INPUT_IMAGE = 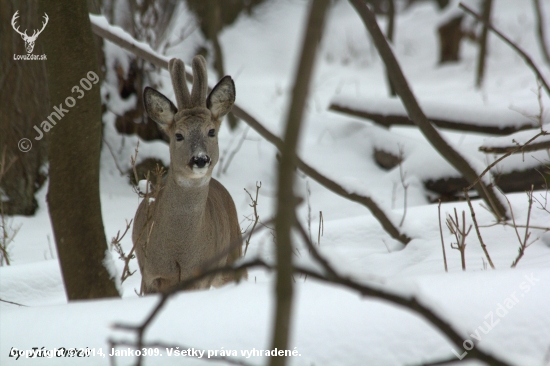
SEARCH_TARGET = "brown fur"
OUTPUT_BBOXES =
[133,56,244,294]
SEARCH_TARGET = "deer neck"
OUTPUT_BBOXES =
[159,171,211,226]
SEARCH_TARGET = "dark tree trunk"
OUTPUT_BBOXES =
[204,0,239,129]
[385,0,397,97]
[438,16,463,63]
[533,0,550,65]
[0,0,49,216]
[475,0,493,87]
[270,1,330,365]
[39,0,120,300]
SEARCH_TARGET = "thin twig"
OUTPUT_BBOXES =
[533,0,550,65]
[398,145,409,227]
[500,190,523,246]
[350,0,507,220]
[243,182,262,255]
[446,208,472,271]
[464,190,495,269]
[112,216,512,366]
[103,137,126,176]
[111,219,136,283]
[270,1,330,363]
[201,218,274,272]
[130,141,141,189]
[295,221,338,278]
[467,131,548,191]
[511,186,536,268]
[90,12,411,245]
[318,211,324,246]
[111,259,271,366]
[221,127,249,175]
[459,2,550,97]
[438,200,448,272]
[0,298,27,307]
[330,102,540,135]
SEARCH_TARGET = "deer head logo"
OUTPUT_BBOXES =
[11,11,49,54]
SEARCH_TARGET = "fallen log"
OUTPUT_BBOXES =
[425,167,548,202]
[329,96,542,135]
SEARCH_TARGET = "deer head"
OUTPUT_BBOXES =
[11,11,49,54]
[143,55,235,187]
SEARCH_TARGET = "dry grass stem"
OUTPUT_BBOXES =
[398,145,409,227]
[459,3,550,97]
[511,187,537,268]
[318,211,324,246]
[446,208,472,271]
[243,182,262,255]
[111,219,136,283]
[438,200,449,272]
[464,189,495,269]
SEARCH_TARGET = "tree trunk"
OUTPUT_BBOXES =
[204,0,239,129]
[533,0,550,65]
[438,16,463,63]
[39,0,120,300]
[0,0,49,216]
[475,0,493,88]
[385,0,397,97]
[270,1,330,365]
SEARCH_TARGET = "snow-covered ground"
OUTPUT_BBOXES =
[2,0,550,365]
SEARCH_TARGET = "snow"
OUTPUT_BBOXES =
[330,95,549,129]
[482,127,550,147]
[2,1,550,366]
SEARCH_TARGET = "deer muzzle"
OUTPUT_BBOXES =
[191,155,211,169]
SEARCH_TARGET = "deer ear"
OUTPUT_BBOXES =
[143,87,177,130]
[207,76,235,120]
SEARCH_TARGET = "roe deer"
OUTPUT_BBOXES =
[132,55,245,294]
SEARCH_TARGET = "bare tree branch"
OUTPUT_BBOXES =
[89,13,411,245]
[459,2,550,98]
[467,131,548,191]
[511,187,536,268]
[533,0,550,65]
[270,1,330,364]
[479,139,550,154]
[437,200,449,272]
[291,218,511,366]
[90,15,169,70]
[111,259,271,366]
[0,298,27,307]
[111,219,512,366]
[386,0,397,96]
[464,190,495,269]
[349,0,508,220]
[329,102,539,135]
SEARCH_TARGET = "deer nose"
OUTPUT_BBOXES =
[192,155,210,168]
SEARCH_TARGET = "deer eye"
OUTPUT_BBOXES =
[175,133,184,141]
[208,129,216,137]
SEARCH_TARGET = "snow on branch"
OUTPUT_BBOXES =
[90,15,169,70]
[89,13,411,245]
[349,0,508,221]
[330,96,542,135]
[479,128,550,154]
